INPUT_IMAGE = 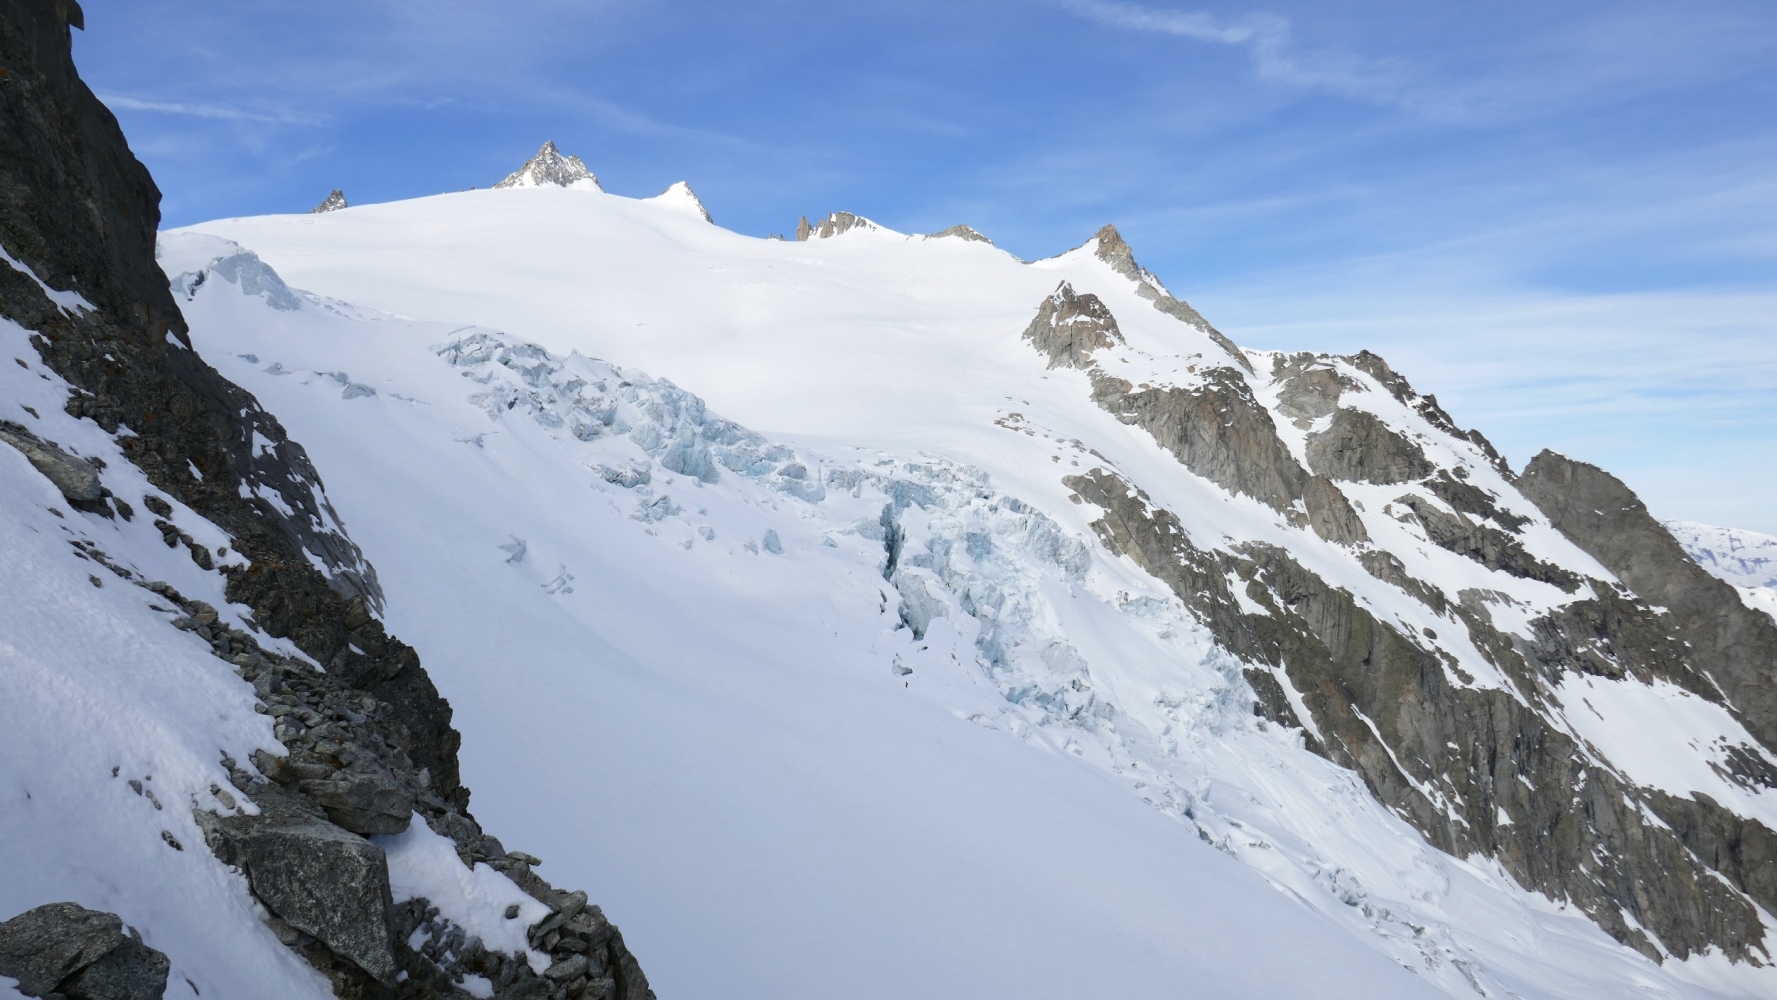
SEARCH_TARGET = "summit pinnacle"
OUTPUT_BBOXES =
[494,140,601,190]
[309,189,347,214]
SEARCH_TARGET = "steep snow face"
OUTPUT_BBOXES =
[170,190,1777,999]
[0,318,336,1000]
[645,181,711,223]
[1669,520,1777,620]
[493,141,600,191]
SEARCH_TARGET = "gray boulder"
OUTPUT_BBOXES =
[0,421,102,503]
[298,761,414,836]
[206,811,398,984]
[0,902,168,999]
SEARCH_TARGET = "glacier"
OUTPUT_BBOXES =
[96,175,1775,1000]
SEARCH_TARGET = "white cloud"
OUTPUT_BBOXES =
[98,94,324,126]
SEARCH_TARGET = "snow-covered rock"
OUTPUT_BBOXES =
[645,181,711,223]
[309,189,348,214]
[493,141,601,191]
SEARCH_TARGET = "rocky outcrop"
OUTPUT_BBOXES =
[1022,281,1121,369]
[1390,493,1579,591]
[1347,350,1511,475]
[1089,224,1249,369]
[1017,286,1366,546]
[0,4,653,997]
[1520,451,1777,751]
[794,211,874,240]
[0,902,170,1000]
[1092,366,1307,511]
[495,141,600,190]
[1270,353,1360,423]
[1067,467,1769,963]
[1304,409,1432,484]
[310,189,348,214]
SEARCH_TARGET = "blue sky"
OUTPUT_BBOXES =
[78,0,1777,532]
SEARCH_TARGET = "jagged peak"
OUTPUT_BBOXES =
[1060,223,1252,372]
[308,189,347,214]
[924,224,993,245]
[794,211,879,241]
[494,140,601,191]
[648,181,713,223]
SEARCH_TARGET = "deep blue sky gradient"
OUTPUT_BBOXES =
[76,0,1777,531]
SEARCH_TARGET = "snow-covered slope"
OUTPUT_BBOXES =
[165,175,1777,999]
[1669,520,1777,621]
[0,319,335,999]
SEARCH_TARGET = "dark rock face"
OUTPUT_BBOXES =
[1520,450,1777,751]
[1391,493,1579,591]
[1022,281,1121,369]
[1304,409,1432,484]
[1092,367,1305,511]
[0,4,655,997]
[0,902,169,1000]
[1347,350,1511,475]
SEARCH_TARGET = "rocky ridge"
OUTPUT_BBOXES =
[794,211,876,240]
[1016,234,1777,963]
[311,190,349,214]
[495,141,600,191]
[0,3,651,997]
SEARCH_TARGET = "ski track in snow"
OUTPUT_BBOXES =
[36,197,1755,999]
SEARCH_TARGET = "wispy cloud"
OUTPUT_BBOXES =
[98,94,324,126]
[1054,0,1411,107]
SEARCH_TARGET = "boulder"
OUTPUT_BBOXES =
[0,902,168,1000]
[0,422,102,503]
[298,762,414,836]
[206,811,397,984]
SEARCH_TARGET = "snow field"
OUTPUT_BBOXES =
[153,210,1777,998]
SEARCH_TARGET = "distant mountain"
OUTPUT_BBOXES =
[494,140,601,190]
[309,189,348,214]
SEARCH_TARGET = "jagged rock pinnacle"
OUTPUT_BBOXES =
[794,211,874,240]
[309,189,347,214]
[494,140,601,190]
[1083,222,1250,370]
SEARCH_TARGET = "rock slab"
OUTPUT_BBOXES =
[0,902,169,1000]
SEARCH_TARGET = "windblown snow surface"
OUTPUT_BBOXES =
[130,185,1777,999]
